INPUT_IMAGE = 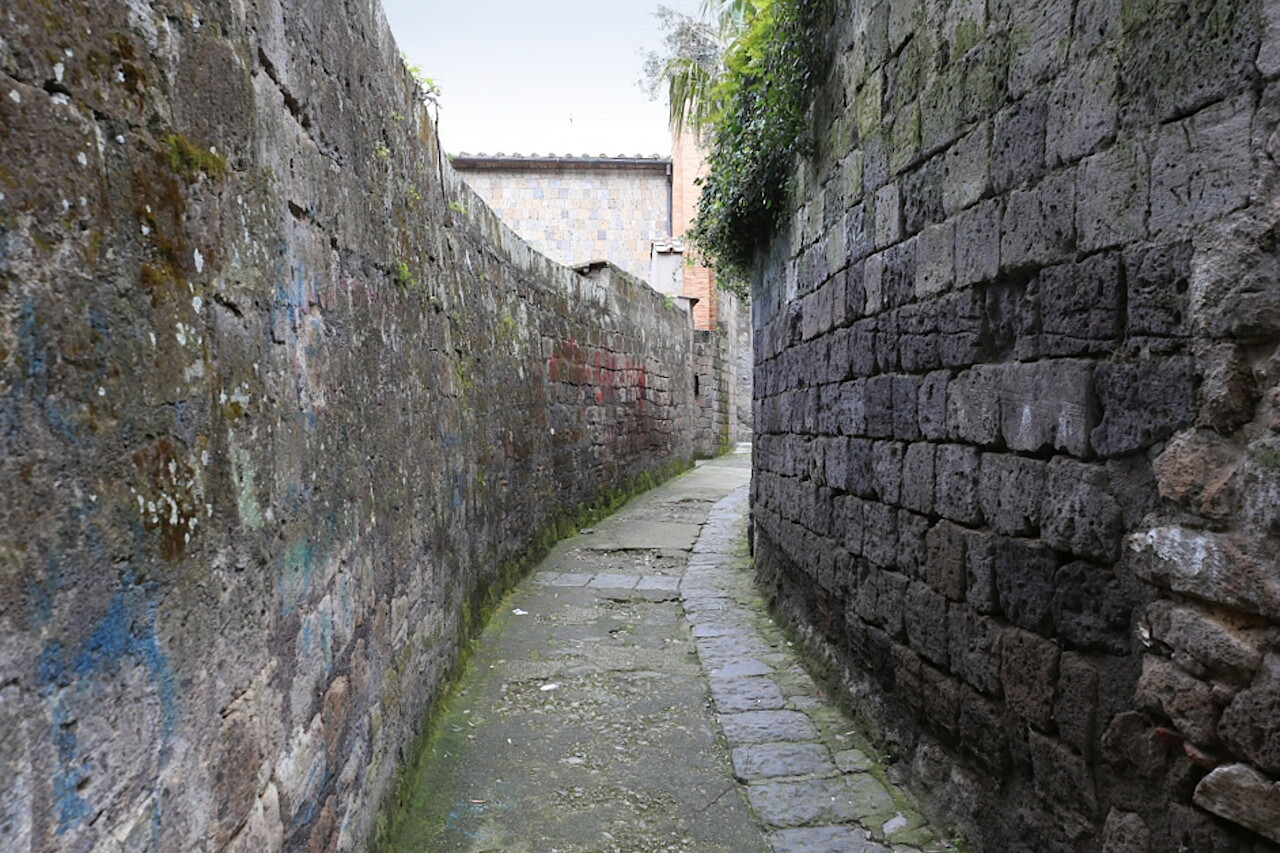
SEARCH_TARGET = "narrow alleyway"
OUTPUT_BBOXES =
[381,451,952,853]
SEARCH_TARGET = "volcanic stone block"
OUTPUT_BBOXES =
[1090,357,1194,458]
[1103,711,1175,780]
[1219,654,1280,773]
[875,182,903,249]
[1145,601,1263,682]
[874,309,902,373]
[1118,0,1259,126]
[926,520,969,602]
[845,437,876,498]
[983,276,1040,361]
[903,157,945,236]
[1123,240,1192,340]
[1192,763,1280,845]
[958,685,1013,772]
[1001,169,1076,272]
[891,375,921,440]
[1055,654,1099,755]
[1001,360,1097,457]
[934,444,982,525]
[1005,0,1073,97]
[883,239,918,310]
[994,537,1059,635]
[978,454,1046,536]
[992,93,1048,193]
[921,663,962,734]
[1198,343,1258,434]
[871,441,905,505]
[1149,94,1254,239]
[1135,656,1220,746]
[901,443,936,515]
[849,319,879,377]
[833,495,866,556]
[1001,628,1061,729]
[877,571,910,638]
[937,287,988,367]
[918,371,950,441]
[1042,459,1124,562]
[1028,731,1098,818]
[966,529,1000,614]
[1038,253,1124,356]
[954,199,1001,286]
[1045,50,1118,167]
[1129,527,1280,618]
[905,582,950,667]
[1077,138,1149,252]
[947,365,1003,446]
[1101,809,1151,853]
[948,606,1003,695]
[897,510,931,579]
[865,376,897,438]
[834,379,871,436]
[864,502,900,568]
[916,221,955,298]
[901,306,942,371]
[942,123,991,216]
[1051,562,1132,654]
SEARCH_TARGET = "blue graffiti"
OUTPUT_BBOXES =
[50,704,92,832]
[38,576,179,834]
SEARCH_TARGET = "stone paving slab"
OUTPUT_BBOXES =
[682,481,956,853]
[381,453,954,853]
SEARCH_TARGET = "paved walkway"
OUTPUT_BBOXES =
[382,450,952,853]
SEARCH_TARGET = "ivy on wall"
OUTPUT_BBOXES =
[688,0,832,296]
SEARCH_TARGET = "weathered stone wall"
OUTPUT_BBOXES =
[0,1,696,851]
[692,329,729,457]
[452,156,671,284]
[752,0,1280,850]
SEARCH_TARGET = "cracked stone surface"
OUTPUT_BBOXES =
[381,450,952,852]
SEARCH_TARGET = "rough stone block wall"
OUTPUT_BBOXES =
[456,162,671,284]
[752,0,1280,849]
[692,328,729,457]
[0,1,696,851]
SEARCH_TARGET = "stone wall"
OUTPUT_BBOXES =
[752,0,1280,850]
[0,1,697,851]
[693,329,729,457]
[452,155,671,284]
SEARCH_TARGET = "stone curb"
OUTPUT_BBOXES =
[681,486,953,853]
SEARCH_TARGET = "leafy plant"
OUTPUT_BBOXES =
[393,261,415,289]
[684,0,831,291]
[402,52,442,112]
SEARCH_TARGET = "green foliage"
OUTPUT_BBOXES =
[393,261,415,289]
[161,133,227,181]
[401,52,442,110]
[688,0,832,290]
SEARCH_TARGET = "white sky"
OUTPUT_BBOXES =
[378,0,700,157]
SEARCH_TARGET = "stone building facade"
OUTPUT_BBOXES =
[452,154,672,286]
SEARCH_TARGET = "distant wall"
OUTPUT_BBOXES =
[453,156,671,283]
[752,0,1280,850]
[0,1,697,851]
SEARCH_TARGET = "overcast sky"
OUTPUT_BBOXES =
[378,0,699,157]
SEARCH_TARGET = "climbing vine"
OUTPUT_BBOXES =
[687,0,832,295]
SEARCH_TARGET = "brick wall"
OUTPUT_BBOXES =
[752,0,1280,849]
[673,128,719,330]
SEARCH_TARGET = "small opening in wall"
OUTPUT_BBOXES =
[694,374,701,397]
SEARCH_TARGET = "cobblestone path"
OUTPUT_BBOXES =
[382,451,954,853]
